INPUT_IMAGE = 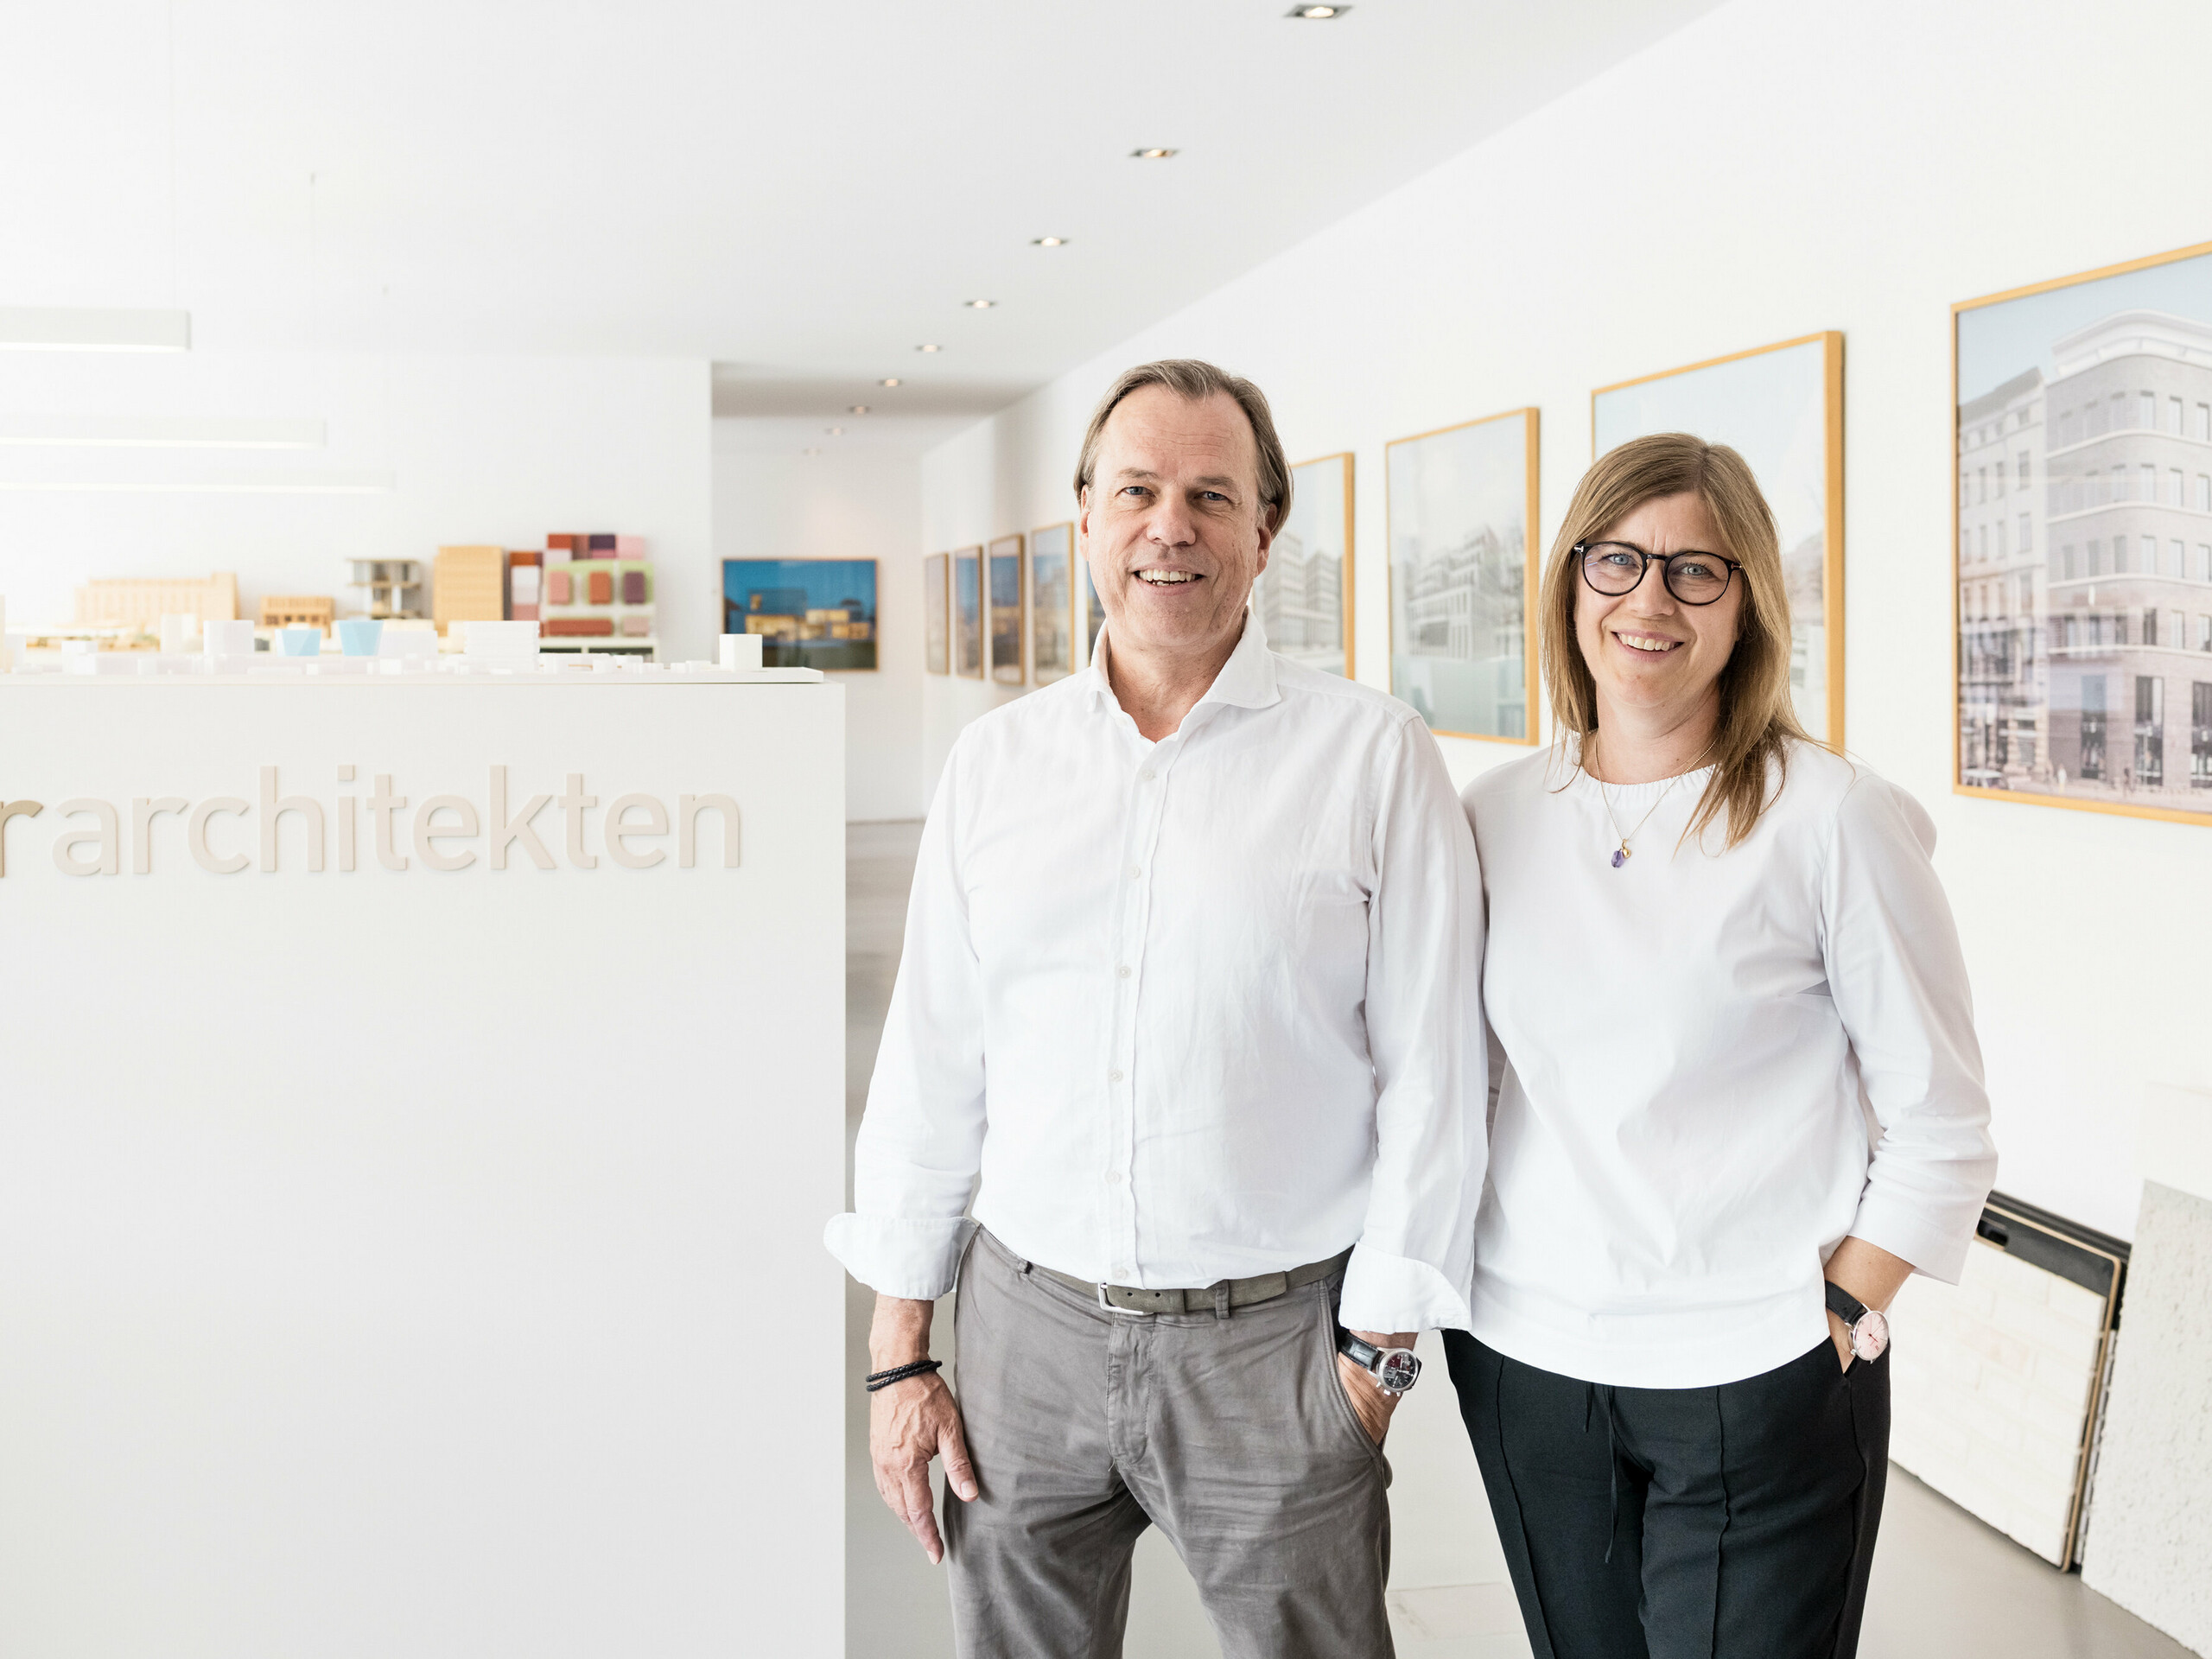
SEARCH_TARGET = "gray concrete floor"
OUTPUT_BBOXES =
[842,818,2193,1659]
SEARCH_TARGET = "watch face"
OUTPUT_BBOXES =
[1851,1309,1890,1363]
[1377,1350,1421,1394]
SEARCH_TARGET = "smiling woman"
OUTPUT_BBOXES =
[1542,434,1802,841]
[1447,430,1998,1659]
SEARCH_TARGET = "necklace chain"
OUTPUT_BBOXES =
[1585,734,1714,870]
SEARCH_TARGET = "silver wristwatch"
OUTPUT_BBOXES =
[1823,1281,1890,1363]
[1338,1331,1421,1395]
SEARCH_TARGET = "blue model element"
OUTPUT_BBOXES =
[336,619,385,657]
[277,626,323,657]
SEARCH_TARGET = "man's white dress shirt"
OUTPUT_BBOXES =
[826,620,1486,1335]
[1463,741,1999,1389]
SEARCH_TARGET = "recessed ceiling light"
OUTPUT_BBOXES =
[1287,3,1348,16]
[964,299,996,309]
[879,377,902,387]
[802,447,822,455]
[1131,147,1178,161]
[915,343,944,353]
[1032,236,1070,247]
[849,404,870,415]
[825,426,846,436]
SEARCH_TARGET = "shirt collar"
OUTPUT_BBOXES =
[1083,609,1281,719]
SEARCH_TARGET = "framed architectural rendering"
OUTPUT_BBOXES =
[1592,334,1845,747]
[721,558,878,671]
[1028,522,1076,684]
[1257,454,1353,676]
[1387,409,1540,742]
[987,534,1025,685]
[953,546,983,677]
[924,552,949,675]
[1954,240,2212,825]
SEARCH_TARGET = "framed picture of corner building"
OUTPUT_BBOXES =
[1592,333,1845,747]
[1954,240,2212,826]
[1387,409,1540,742]
[1255,454,1353,677]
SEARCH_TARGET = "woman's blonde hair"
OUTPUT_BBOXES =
[1541,432,1810,849]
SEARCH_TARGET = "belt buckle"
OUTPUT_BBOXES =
[1096,1282,1146,1316]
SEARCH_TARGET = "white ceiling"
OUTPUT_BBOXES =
[0,1,1719,423]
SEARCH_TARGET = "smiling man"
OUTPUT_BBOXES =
[825,359,1485,1658]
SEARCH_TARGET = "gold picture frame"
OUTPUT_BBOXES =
[1592,333,1847,748]
[1385,408,1541,743]
[1952,238,2212,826]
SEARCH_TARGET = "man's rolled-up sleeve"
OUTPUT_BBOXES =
[1338,716,1487,1335]
[822,745,987,1300]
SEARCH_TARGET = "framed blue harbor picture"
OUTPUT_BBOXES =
[721,558,879,671]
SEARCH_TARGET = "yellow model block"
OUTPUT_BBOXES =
[433,545,506,635]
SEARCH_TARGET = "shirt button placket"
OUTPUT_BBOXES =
[1121,743,1177,1280]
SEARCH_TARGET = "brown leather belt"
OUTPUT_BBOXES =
[1032,1247,1352,1316]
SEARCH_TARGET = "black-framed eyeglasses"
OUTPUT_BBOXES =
[1573,541,1742,606]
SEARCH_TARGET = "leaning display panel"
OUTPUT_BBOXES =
[1953,239,2212,825]
[0,672,845,1659]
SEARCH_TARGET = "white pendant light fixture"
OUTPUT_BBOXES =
[0,308,191,352]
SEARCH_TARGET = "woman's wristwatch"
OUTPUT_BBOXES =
[1338,1331,1422,1395]
[1823,1280,1890,1363]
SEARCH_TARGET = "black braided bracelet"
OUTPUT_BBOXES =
[865,1358,944,1393]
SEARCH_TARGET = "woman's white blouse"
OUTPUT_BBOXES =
[1463,741,1997,1389]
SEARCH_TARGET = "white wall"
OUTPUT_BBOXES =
[717,417,966,822]
[0,353,715,658]
[915,0,2212,1242]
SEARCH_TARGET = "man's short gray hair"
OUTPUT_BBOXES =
[1072,359,1294,531]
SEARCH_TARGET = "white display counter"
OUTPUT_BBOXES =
[0,673,845,1658]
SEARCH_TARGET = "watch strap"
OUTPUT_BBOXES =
[1338,1332,1383,1369]
[1823,1279,1870,1327]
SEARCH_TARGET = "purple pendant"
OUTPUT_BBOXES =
[1611,847,1628,868]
